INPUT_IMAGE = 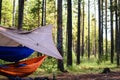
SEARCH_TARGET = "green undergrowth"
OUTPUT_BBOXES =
[33,54,119,77]
[66,56,118,75]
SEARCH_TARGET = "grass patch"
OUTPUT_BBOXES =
[66,55,117,74]
[33,54,119,77]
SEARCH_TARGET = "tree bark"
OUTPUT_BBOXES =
[37,0,40,27]
[81,0,84,57]
[12,0,15,27]
[117,0,120,66]
[57,0,64,72]
[41,0,46,26]
[67,0,72,66]
[115,0,118,53]
[88,0,90,59]
[76,0,81,64]
[18,0,25,30]
[110,0,114,63]
[105,0,108,60]
[98,0,102,60]
[0,0,2,24]
[101,0,103,56]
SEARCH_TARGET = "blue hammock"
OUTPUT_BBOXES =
[0,46,34,62]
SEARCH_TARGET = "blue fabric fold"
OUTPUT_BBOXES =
[0,46,34,62]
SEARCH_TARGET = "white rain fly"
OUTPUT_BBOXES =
[0,25,62,59]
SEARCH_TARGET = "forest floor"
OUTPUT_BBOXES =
[0,71,120,80]
[47,71,120,80]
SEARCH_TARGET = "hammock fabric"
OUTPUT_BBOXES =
[0,25,62,59]
[0,46,34,62]
[0,55,46,77]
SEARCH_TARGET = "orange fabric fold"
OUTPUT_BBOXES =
[0,56,47,77]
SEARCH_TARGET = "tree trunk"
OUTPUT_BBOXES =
[117,18,120,66]
[94,0,97,57]
[117,0,120,66]
[105,0,108,60]
[110,0,114,63]
[67,0,72,66]
[88,0,90,59]
[12,0,15,27]
[37,0,40,27]
[115,0,118,53]
[98,0,102,60]
[81,0,84,57]
[101,0,103,56]
[18,0,25,30]
[0,0,2,24]
[76,0,81,64]
[41,0,46,26]
[57,0,65,72]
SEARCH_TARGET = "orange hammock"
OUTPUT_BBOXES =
[0,55,47,77]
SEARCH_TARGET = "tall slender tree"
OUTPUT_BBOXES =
[98,0,102,60]
[37,0,41,27]
[12,0,15,27]
[67,0,72,66]
[41,0,46,26]
[117,0,120,66]
[18,0,25,30]
[76,0,81,64]
[115,0,118,53]
[93,0,97,57]
[110,0,114,63]
[57,0,65,72]
[105,0,108,60]
[88,0,90,59]
[81,0,85,57]
[0,0,2,24]
[101,0,103,56]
